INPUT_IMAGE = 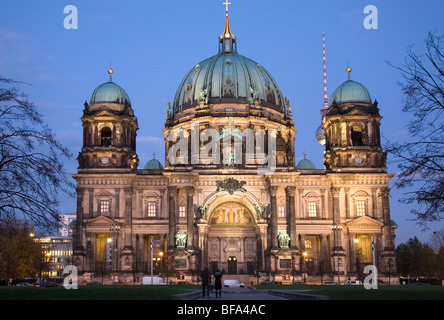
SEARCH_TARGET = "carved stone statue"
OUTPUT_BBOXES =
[175,231,187,249]
[255,204,266,219]
[199,88,208,104]
[198,205,207,219]
[216,177,247,195]
[166,102,172,116]
[278,232,291,249]
[248,86,259,104]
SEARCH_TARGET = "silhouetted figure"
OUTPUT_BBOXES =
[214,269,223,298]
[201,268,210,298]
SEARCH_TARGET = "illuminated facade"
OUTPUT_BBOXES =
[71,10,397,284]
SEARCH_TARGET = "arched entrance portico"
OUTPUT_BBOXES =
[199,194,266,275]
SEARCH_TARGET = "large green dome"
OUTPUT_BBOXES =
[172,52,284,114]
[171,16,284,115]
[329,79,371,106]
[90,81,131,107]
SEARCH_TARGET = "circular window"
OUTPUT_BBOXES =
[257,64,262,71]
[195,64,200,71]
[225,59,232,66]
[185,84,192,93]
[224,78,233,86]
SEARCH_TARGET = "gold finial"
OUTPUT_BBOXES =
[108,64,114,81]
[303,152,307,159]
[153,152,156,158]
[346,65,352,80]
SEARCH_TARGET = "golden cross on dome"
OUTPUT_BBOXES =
[223,0,231,16]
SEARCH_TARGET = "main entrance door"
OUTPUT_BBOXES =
[228,256,237,274]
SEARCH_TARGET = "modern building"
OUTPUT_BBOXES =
[71,9,397,284]
[59,213,76,237]
[34,236,73,280]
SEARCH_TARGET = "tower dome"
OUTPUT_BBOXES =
[329,67,371,106]
[144,153,163,170]
[90,68,131,107]
[171,15,284,116]
[296,153,316,170]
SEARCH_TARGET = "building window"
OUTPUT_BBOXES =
[278,205,285,218]
[305,240,312,249]
[147,201,157,217]
[351,125,363,146]
[179,206,186,218]
[308,201,317,217]
[100,127,112,147]
[356,200,366,216]
[100,200,110,215]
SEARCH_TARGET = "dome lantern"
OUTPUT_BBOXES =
[219,1,236,53]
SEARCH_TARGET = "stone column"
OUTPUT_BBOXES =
[348,232,356,273]
[88,188,94,218]
[197,223,209,269]
[269,186,279,250]
[167,186,177,250]
[344,188,350,219]
[285,186,297,250]
[74,187,84,251]
[186,186,195,250]
[114,188,120,219]
[380,187,393,248]
[320,234,329,273]
[256,223,267,272]
[123,187,133,249]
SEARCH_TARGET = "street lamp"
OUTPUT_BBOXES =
[331,223,343,285]
[302,251,308,283]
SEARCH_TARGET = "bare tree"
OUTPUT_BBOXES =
[387,31,444,228]
[429,229,444,253]
[0,76,74,230]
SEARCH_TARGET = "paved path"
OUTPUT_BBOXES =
[197,287,288,300]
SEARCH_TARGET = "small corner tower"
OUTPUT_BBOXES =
[77,67,139,171]
[323,66,386,172]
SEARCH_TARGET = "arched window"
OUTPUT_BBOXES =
[100,127,112,147]
[303,192,321,218]
[352,191,370,217]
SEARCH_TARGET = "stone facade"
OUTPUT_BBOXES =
[71,15,397,285]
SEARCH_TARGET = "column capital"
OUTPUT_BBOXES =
[378,187,390,197]
[167,186,177,195]
[268,185,278,196]
[124,187,133,194]
[285,186,296,195]
[186,186,195,196]
[330,186,341,196]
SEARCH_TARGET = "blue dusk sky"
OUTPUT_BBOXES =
[0,0,443,245]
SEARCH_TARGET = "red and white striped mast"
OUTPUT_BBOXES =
[316,32,328,147]
[321,32,328,117]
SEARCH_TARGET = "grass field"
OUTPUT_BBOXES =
[1,284,443,300]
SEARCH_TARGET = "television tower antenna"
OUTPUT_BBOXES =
[316,32,328,147]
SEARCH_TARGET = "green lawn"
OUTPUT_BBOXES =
[0,284,443,300]
[256,284,444,300]
[0,284,201,300]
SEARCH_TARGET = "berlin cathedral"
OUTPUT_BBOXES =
[71,7,398,285]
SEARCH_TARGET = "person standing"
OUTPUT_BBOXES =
[214,269,223,298]
[201,268,210,298]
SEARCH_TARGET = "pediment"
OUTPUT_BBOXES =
[346,215,384,232]
[85,215,120,228]
[345,106,371,116]
[93,109,117,117]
